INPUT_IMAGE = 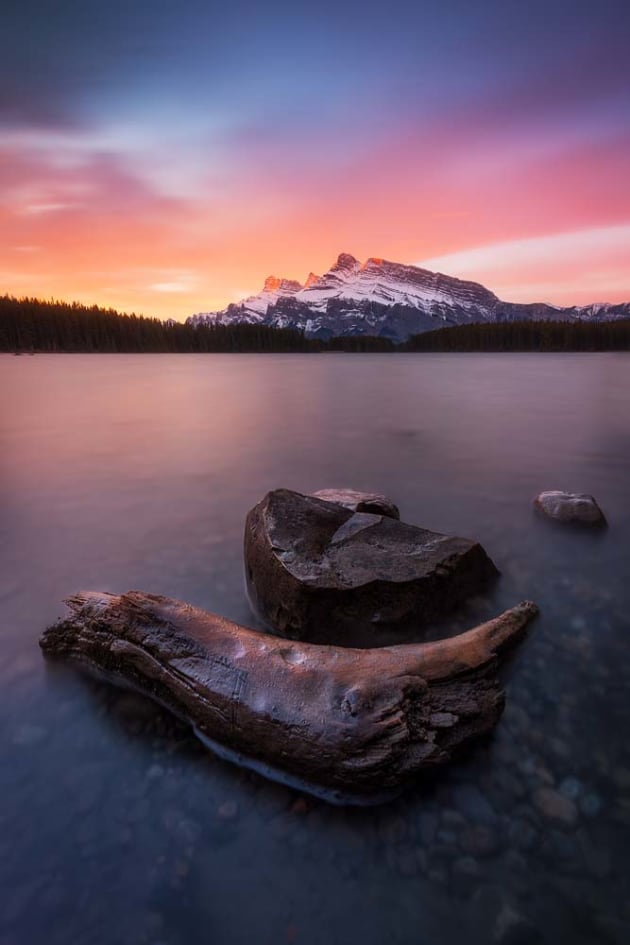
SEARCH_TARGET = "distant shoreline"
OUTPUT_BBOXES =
[2,295,629,354]
[6,347,630,356]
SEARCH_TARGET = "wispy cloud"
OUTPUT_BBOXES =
[419,225,630,303]
[147,272,200,294]
[1,1,628,317]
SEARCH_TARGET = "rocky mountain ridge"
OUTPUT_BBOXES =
[188,253,630,342]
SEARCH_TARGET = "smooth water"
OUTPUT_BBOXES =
[1,353,629,945]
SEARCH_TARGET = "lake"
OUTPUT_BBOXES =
[1,352,629,945]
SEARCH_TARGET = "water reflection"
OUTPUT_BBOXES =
[1,353,629,945]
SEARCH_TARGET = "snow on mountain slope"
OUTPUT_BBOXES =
[187,253,629,342]
[188,275,302,326]
[294,254,498,312]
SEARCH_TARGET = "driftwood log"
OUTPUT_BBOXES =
[41,591,538,802]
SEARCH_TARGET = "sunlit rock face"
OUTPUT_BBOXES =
[263,276,302,294]
[533,491,607,527]
[244,488,499,646]
[187,252,630,342]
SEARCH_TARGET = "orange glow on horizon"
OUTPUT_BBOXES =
[1,120,629,321]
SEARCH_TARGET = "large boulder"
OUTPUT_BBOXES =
[533,491,607,527]
[244,489,499,645]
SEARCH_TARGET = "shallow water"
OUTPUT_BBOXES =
[1,352,629,945]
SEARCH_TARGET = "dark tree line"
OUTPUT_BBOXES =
[1,295,628,354]
[403,318,630,352]
[326,335,395,352]
[0,295,316,353]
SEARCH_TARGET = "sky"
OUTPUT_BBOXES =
[1,0,629,319]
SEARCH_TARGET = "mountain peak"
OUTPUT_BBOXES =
[263,275,282,292]
[188,252,629,342]
[332,252,360,271]
[263,275,302,294]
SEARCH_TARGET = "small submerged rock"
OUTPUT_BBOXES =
[494,904,546,945]
[533,491,607,527]
[217,800,238,821]
[12,723,47,747]
[451,783,498,826]
[245,488,499,645]
[533,787,578,826]
[310,488,400,519]
[558,776,583,801]
[460,824,500,857]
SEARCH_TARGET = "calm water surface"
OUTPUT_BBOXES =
[1,353,629,945]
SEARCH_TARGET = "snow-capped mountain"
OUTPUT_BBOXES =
[187,253,630,343]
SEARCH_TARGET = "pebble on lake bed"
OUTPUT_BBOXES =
[533,787,579,826]
[217,800,238,820]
